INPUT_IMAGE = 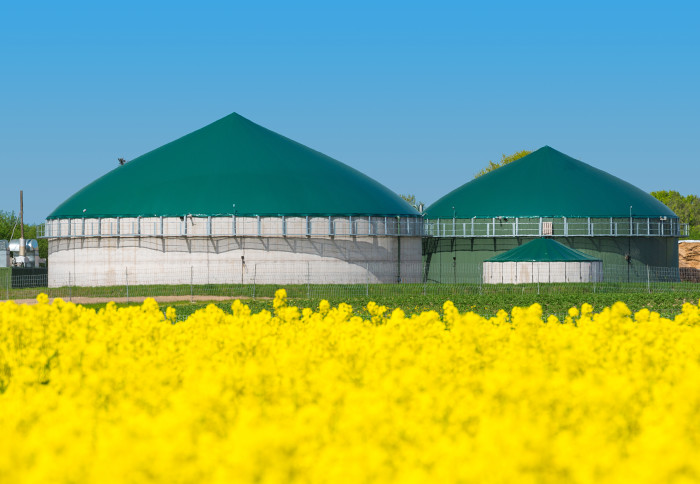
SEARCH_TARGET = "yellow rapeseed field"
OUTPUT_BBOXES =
[1,290,700,483]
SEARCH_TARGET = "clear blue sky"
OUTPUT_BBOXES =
[2,1,698,223]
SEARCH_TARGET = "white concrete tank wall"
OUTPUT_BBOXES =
[46,216,422,287]
[482,260,603,284]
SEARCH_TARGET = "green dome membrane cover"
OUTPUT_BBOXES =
[48,113,419,219]
[485,238,601,262]
[426,146,677,219]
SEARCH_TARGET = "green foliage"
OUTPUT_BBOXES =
[129,292,700,322]
[399,194,425,212]
[0,211,48,261]
[651,190,700,238]
[475,150,532,178]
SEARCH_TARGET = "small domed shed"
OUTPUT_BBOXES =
[482,238,603,284]
[423,146,682,282]
[44,113,423,286]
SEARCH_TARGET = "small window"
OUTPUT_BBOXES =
[542,222,553,236]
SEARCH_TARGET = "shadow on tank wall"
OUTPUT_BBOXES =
[48,236,423,285]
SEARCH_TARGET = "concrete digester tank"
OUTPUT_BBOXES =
[423,146,682,283]
[43,113,422,287]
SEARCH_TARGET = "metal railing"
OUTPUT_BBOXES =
[38,215,424,239]
[37,216,687,239]
[424,216,686,238]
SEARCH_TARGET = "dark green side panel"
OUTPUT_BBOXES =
[423,236,679,283]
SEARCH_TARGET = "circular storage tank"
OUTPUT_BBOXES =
[424,146,680,283]
[45,113,422,287]
[482,238,603,284]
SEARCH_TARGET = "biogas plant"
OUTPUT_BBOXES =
[43,114,423,287]
[41,115,685,287]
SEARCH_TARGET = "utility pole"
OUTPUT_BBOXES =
[17,190,27,267]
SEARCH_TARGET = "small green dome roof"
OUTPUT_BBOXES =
[426,146,677,219]
[485,238,601,262]
[48,113,418,219]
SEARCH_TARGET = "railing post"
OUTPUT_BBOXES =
[539,217,542,237]
[282,216,286,237]
[306,216,310,237]
[564,216,567,236]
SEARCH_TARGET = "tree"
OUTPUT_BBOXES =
[475,150,532,178]
[650,190,700,239]
[400,194,425,212]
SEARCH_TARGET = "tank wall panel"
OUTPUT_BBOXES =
[48,236,422,286]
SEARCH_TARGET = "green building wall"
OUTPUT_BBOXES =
[423,236,679,283]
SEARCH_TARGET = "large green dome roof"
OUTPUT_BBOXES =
[48,113,418,219]
[426,146,677,219]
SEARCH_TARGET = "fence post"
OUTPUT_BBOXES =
[126,267,129,303]
[69,272,72,302]
[190,266,193,303]
[253,264,257,299]
[366,262,369,297]
[307,262,311,298]
[647,265,651,293]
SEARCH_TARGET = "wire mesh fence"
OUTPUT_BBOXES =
[1,261,698,304]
